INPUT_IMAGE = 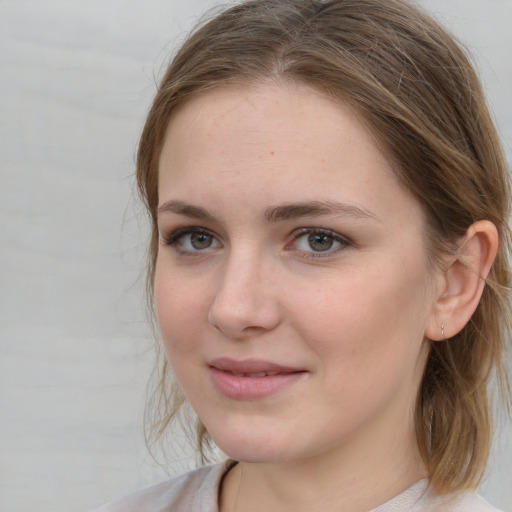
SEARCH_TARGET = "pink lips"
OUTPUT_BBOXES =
[209,357,306,400]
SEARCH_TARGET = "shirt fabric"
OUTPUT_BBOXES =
[90,461,505,512]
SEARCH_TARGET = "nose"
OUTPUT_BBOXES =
[207,252,281,339]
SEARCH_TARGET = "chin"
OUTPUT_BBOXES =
[207,422,295,464]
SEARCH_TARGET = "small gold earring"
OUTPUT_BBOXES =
[441,324,446,341]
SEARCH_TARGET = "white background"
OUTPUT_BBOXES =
[0,1,510,511]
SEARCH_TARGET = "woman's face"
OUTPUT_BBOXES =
[155,82,440,464]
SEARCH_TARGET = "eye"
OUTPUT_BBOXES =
[162,227,221,253]
[290,228,350,256]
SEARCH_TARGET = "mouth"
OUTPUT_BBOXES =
[209,357,303,374]
[226,370,284,377]
[208,358,307,400]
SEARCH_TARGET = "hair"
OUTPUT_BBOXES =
[137,0,511,495]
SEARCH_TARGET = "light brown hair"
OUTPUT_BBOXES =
[138,0,511,494]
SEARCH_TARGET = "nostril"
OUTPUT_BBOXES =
[208,291,281,339]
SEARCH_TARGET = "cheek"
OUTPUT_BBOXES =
[154,268,208,359]
[289,262,430,368]
[154,276,211,405]
[290,267,431,427]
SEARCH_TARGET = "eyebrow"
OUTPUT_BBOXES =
[157,199,377,223]
[264,200,378,223]
[158,200,216,221]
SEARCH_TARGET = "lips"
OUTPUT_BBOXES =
[209,357,307,400]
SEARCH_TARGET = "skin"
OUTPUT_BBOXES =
[154,81,456,511]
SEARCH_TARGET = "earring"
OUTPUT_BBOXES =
[441,324,446,341]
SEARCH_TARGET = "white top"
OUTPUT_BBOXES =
[90,461,505,512]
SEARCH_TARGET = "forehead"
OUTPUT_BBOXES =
[160,82,390,178]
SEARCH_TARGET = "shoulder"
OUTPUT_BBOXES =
[416,488,506,512]
[442,492,507,512]
[89,461,233,512]
[373,479,506,512]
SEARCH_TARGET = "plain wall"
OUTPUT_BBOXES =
[0,1,510,511]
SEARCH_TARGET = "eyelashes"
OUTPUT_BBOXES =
[161,227,220,252]
[161,226,352,258]
[288,228,351,257]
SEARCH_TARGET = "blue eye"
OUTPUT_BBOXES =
[292,229,350,255]
[163,227,220,252]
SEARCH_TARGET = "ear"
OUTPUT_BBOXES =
[425,220,499,341]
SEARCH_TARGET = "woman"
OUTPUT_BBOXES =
[94,0,511,510]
